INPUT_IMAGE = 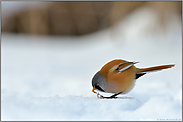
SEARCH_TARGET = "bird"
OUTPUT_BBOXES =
[91,59,175,99]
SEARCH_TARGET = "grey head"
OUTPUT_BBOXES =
[92,72,106,92]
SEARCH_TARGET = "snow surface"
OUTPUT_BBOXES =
[1,3,182,121]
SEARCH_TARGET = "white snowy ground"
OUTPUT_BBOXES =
[1,3,182,121]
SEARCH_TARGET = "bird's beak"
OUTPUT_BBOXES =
[92,88,97,93]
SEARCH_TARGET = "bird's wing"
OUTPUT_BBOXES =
[118,61,139,74]
[109,61,138,74]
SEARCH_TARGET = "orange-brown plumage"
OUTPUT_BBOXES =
[137,64,175,73]
[92,59,175,98]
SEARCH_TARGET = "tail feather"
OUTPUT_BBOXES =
[137,64,175,73]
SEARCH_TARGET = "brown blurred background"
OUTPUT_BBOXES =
[2,1,182,36]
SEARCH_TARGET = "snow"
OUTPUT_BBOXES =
[1,2,182,121]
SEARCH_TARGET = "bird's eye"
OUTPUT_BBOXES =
[95,84,105,92]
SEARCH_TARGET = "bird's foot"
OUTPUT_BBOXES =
[93,89,119,99]
[96,93,118,99]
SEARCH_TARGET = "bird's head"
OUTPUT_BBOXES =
[92,72,106,92]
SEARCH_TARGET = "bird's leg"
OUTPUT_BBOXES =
[100,91,124,99]
[92,88,124,99]
[110,91,123,98]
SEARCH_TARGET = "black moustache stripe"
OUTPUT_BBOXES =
[95,85,105,92]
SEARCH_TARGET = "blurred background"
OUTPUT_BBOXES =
[2,1,182,36]
[1,1,182,120]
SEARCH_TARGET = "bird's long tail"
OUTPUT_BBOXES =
[137,64,175,73]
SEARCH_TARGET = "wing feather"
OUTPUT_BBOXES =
[118,62,138,74]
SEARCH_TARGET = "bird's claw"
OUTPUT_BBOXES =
[92,89,105,99]
[97,93,105,99]
[93,89,118,99]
